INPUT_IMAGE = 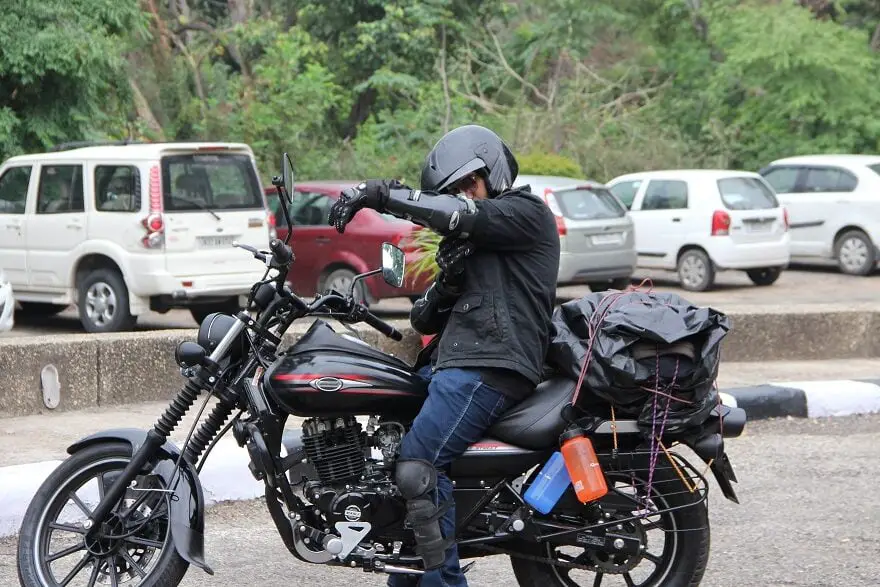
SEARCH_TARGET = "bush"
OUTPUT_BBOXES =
[517,151,585,178]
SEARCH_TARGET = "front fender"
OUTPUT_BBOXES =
[67,428,214,575]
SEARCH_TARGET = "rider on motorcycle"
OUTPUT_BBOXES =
[328,124,561,587]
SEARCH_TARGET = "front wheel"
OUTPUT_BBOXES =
[511,452,710,586]
[17,442,189,587]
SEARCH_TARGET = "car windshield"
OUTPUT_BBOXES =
[554,187,627,220]
[162,153,263,211]
[716,177,779,210]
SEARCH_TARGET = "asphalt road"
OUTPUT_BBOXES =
[2,414,877,586]
[6,265,880,338]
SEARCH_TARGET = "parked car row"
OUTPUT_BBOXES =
[2,138,879,333]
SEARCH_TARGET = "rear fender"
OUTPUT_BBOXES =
[67,428,213,575]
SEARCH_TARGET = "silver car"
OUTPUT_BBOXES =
[513,174,637,291]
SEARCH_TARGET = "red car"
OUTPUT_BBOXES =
[266,182,433,304]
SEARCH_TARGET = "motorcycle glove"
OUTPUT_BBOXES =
[327,179,406,233]
[435,237,474,285]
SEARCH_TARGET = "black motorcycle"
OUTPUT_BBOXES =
[17,154,747,587]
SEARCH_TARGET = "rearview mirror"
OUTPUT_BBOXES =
[281,153,295,204]
[381,243,405,288]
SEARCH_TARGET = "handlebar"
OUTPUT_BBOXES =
[269,238,293,266]
[362,310,403,341]
[303,292,403,341]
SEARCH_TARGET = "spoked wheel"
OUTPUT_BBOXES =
[511,453,709,587]
[17,442,188,587]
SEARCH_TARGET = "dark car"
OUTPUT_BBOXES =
[266,181,433,304]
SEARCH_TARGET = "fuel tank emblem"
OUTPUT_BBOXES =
[311,377,344,392]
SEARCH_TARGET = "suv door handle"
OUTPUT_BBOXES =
[66,221,83,229]
[671,218,681,222]
[315,236,331,244]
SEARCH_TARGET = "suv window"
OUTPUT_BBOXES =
[802,167,858,192]
[286,191,334,226]
[641,180,688,210]
[609,180,641,209]
[868,163,880,176]
[0,166,32,214]
[162,153,262,211]
[95,165,141,212]
[761,167,799,193]
[555,187,626,220]
[37,165,84,214]
[716,177,779,210]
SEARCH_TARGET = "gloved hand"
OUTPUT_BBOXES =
[435,237,474,290]
[327,179,405,234]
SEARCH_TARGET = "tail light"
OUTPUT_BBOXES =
[267,211,277,239]
[141,165,164,249]
[543,188,567,236]
[711,210,731,236]
[783,207,789,231]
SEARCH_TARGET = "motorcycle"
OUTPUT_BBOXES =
[16,153,747,587]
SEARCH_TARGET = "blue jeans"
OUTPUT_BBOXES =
[388,367,514,587]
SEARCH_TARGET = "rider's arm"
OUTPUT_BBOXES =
[409,280,459,335]
[383,189,551,252]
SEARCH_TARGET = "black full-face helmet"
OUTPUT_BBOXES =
[420,125,519,198]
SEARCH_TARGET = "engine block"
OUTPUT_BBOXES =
[301,416,368,485]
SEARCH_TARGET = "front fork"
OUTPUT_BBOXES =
[84,317,248,540]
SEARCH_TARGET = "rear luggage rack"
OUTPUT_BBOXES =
[48,139,149,152]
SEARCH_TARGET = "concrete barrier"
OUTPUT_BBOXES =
[2,307,880,417]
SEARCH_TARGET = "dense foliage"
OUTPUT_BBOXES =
[2,0,880,186]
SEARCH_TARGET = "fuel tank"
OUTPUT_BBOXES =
[263,319,428,419]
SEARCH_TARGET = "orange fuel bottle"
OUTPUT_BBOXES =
[560,429,608,504]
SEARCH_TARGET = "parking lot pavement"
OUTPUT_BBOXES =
[6,266,880,338]
[2,414,876,586]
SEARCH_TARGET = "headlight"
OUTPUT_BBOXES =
[197,313,246,361]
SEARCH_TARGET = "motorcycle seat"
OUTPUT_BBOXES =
[487,377,575,450]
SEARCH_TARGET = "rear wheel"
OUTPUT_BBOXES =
[746,267,782,286]
[834,230,876,276]
[16,442,189,587]
[320,267,370,306]
[676,249,714,292]
[510,452,710,587]
[77,269,136,333]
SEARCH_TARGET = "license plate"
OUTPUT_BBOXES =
[744,221,772,232]
[591,233,622,245]
[198,235,236,248]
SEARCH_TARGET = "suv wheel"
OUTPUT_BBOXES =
[321,268,370,306]
[835,230,876,276]
[677,249,715,292]
[190,297,241,325]
[746,267,782,286]
[587,277,631,292]
[77,268,136,333]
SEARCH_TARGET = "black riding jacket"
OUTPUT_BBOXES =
[410,186,560,400]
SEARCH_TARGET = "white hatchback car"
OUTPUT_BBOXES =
[0,141,274,332]
[759,154,880,275]
[606,169,791,291]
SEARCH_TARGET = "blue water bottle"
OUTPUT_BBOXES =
[523,451,572,514]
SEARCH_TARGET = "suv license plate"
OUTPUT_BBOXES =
[591,233,622,245]
[198,235,236,248]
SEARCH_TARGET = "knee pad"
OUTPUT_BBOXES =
[395,458,437,500]
[394,458,449,570]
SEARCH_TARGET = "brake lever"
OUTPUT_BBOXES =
[233,241,270,263]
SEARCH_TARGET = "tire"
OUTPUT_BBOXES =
[320,267,370,306]
[16,302,69,317]
[510,452,710,587]
[676,249,715,292]
[17,442,189,587]
[834,230,876,276]
[77,268,136,333]
[587,278,631,292]
[189,297,241,325]
[746,267,782,286]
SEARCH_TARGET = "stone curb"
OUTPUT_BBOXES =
[2,381,879,539]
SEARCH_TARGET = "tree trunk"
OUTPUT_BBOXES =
[872,21,880,51]
[343,88,378,141]
[129,78,167,140]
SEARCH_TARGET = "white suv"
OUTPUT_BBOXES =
[759,154,880,275]
[607,169,790,291]
[0,141,274,332]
